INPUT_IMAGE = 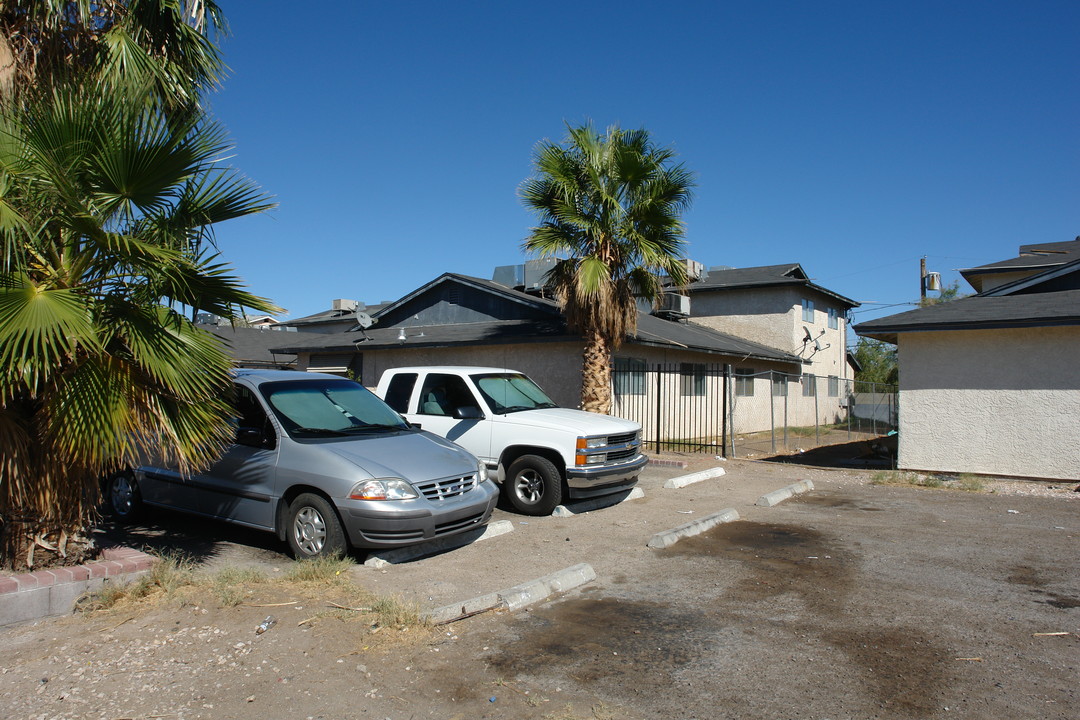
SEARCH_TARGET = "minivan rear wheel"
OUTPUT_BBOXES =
[105,470,142,522]
[286,493,347,559]
[505,454,563,515]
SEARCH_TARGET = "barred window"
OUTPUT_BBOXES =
[614,357,646,396]
[828,375,839,397]
[680,363,706,397]
[802,373,816,397]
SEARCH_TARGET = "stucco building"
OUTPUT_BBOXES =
[855,239,1080,481]
[270,261,859,442]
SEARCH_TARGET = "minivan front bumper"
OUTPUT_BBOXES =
[337,481,499,548]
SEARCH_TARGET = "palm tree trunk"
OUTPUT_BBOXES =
[580,329,612,414]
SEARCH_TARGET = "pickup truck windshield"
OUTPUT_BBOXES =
[472,373,558,414]
[260,379,409,437]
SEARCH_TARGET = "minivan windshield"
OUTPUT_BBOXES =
[260,379,409,437]
[472,373,558,414]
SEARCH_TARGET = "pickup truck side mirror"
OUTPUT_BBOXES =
[454,406,484,420]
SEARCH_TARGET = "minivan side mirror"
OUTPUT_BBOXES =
[454,406,484,420]
[237,427,272,449]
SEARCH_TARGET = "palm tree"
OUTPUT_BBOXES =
[0,0,226,110]
[521,123,696,414]
[0,82,277,568]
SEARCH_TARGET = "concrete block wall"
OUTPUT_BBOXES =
[0,547,155,627]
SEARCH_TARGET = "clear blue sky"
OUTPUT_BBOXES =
[206,1,1077,328]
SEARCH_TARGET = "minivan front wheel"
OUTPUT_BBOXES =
[286,493,347,559]
[505,454,563,515]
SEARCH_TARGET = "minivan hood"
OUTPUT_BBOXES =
[496,407,640,435]
[322,430,477,481]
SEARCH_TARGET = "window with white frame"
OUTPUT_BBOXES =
[828,375,839,397]
[828,307,838,329]
[734,368,755,396]
[802,298,815,322]
[802,372,816,396]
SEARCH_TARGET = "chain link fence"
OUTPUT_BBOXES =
[610,363,897,458]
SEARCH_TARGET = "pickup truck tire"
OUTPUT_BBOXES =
[286,493,347,559]
[105,470,142,522]
[505,454,563,515]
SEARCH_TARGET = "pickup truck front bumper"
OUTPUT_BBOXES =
[565,453,648,499]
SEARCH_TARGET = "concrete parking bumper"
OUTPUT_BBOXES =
[646,508,740,549]
[425,563,597,624]
[663,466,727,489]
[757,479,815,507]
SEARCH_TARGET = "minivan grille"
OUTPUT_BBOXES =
[415,474,478,501]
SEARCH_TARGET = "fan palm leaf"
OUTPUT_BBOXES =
[0,76,277,568]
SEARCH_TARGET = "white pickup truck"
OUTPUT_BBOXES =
[375,366,647,515]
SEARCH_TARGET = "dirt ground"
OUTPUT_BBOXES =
[1,457,1077,720]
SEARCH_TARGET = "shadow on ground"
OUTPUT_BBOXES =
[758,438,895,470]
[93,507,296,567]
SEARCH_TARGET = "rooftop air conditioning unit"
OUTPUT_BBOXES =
[677,259,706,282]
[658,292,690,318]
[332,299,359,312]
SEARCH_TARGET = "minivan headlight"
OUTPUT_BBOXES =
[349,478,418,500]
[477,459,489,483]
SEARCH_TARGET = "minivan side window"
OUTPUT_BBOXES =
[383,373,417,413]
[234,384,275,449]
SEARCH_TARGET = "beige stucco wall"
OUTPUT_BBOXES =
[974,270,1038,293]
[687,286,850,383]
[898,326,1080,480]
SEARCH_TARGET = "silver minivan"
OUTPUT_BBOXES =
[105,369,499,558]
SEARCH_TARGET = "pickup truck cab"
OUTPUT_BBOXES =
[105,369,498,558]
[376,366,647,515]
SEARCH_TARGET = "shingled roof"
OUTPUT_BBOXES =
[682,263,859,308]
[959,239,1080,291]
[200,324,298,368]
[271,273,805,366]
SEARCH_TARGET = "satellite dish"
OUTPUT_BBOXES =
[354,311,374,329]
[803,326,813,342]
[814,338,823,352]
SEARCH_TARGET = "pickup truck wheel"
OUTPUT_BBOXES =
[105,470,142,522]
[287,493,347,559]
[505,455,563,515]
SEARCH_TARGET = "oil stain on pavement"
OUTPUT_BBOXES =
[487,520,956,718]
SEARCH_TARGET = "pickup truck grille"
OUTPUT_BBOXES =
[607,445,639,462]
[607,431,638,446]
[415,474,478,501]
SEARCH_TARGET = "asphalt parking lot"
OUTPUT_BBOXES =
[13,458,1080,720]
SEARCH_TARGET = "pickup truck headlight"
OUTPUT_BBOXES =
[577,436,606,450]
[348,478,419,500]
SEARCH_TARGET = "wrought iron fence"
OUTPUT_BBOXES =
[609,363,897,458]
